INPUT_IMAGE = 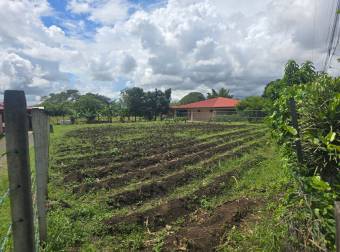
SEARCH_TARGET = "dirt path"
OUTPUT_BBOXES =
[0,132,34,170]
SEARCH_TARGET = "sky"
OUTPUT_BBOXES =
[0,0,338,104]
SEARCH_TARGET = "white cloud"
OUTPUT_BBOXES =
[0,0,337,102]
[67,0,131,24]
[67,0,91,13]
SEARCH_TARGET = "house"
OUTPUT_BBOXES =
[0,102,3,134]
[171,97,240,121]
[0,102,37,133]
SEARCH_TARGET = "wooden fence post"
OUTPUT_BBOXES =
[335,201,340,252]
[32,109,49,245]
[4,90,35,252]
[288,98,303,164]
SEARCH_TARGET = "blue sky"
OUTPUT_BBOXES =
[42,0,166,39]
[42,0,99,39]
[0,0,336,104]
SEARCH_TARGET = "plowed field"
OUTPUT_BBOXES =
[47,122,285,251]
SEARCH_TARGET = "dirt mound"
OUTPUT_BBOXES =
[162,198,257,251]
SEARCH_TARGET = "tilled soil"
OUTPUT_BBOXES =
[72,132,265,193]
[60,127,256,176]
[50,123,271,251]
[105,140,265,208]
[161,198,258,251]
[105,156,265,232]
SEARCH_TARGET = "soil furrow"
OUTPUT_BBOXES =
[161,198,258,252]
[56,124,252,155]
[72,132,266,192]
[71,127,261,181]
[105,139,266,208]
[58,126,257,172]
[105,154,266,232]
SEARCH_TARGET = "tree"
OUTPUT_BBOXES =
[156,88,172,119]
[101,101,119,122]
[41,89,80,117]
[237,96,269,111]
[207,88,233,98]
[121,87,145,120]
[299,61,317,84]
[121,87,172,121]
[283,60,301,86]
[207,89,218,99]
[75,94,106,123]
[84,93,111,105]
[237,96,269,122]
[283,60,317,86]
[262,79,284,101]
[180,92,205,104]
[218,88,233,98]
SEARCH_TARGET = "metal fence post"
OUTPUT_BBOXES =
[32,109,49,244]
[4,90,35,252]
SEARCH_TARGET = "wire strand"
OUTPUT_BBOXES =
[0,188,9,207]
[0,224,12,252]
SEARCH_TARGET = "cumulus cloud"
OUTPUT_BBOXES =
[67,0,131,24]
[0,0,336,102]
[0,0,75,102]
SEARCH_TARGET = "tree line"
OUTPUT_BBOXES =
[40,87,171,123]
[177,87,233,105]
[41,85,271,123]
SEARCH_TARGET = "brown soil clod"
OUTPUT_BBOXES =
[72,133,266,194]
[104,156,265,233]
[162,198,257,252]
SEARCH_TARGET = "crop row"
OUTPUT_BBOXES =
[55,123,256,155]
[105,153,266,232]
[70,129,267,192]
[67,127,263,178]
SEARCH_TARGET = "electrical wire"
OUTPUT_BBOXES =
[323,0,340,71]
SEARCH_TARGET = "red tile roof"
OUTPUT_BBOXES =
[0,102,32,112]
[172,97,239,109]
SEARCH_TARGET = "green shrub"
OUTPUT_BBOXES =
[269,67,339,250]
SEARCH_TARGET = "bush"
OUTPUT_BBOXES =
[269,73,339,250]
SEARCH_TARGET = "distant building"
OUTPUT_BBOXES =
[0,102,43,133]
[171,97,240,121]
[0,102,3,134]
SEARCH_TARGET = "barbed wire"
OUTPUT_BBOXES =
[31,172,40,251]
[0,224,12,252]
[0,172,39,252]
[0,188,9,207]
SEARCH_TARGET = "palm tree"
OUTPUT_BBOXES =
[218,88,233,98]
[299,61,316,84]
[207,88,233,98]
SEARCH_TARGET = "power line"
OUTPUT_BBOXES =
[323,0,340,71]
[312,0,317,63]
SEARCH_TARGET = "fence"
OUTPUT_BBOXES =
[0,90,49,252]
[174,109,267,122]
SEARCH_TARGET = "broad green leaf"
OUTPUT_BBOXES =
[328,132,336,142]
[313,138,320,145]
[283,125,297,136]
[310,176,331,192]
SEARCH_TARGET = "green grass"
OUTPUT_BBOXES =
[0,121,296,251]
[216,146,297,251]
[0,164,11,249]
[45,122,266,251]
